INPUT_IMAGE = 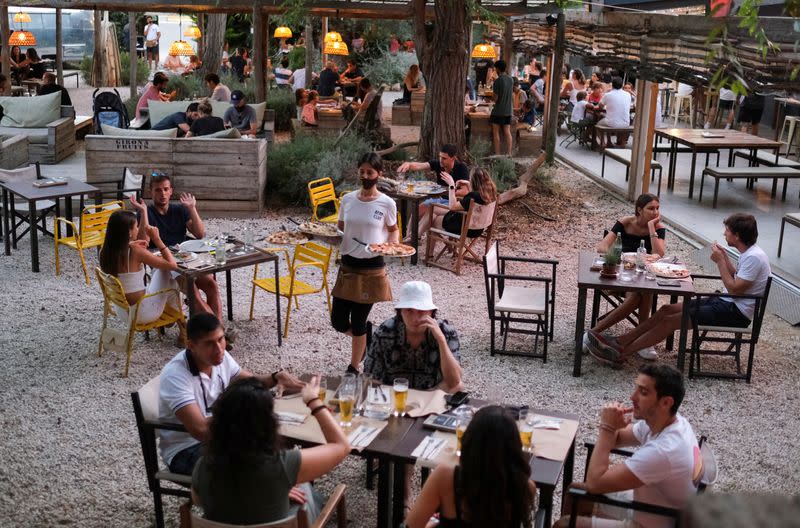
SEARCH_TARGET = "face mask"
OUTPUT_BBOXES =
[360,177,377,189]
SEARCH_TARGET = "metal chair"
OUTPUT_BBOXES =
[425,200,497,275]
[688,274,773,383]
[482,241,558,360]
[559,119,589,148]
[91,167,146,203]
[0,162,54,245]
[307,177,339,223]
[54,200,122,284]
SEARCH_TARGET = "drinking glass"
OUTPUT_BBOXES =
[393,377,409,417]
[455,408,473,457]
[215,237,227,264]
[645,268,657,281]
[338,377,356,427]
[243,226,254,251]
[317,377,327,403]
[517,407,533,452]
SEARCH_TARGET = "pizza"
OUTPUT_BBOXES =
[648,262,690,279]
[267,231,309,245]
[299,221,341,238]
[367,242,416,257]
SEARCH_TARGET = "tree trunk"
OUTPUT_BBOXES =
[198,13,226,78]
[413,0,470,160]
[92,10,105,86]
[544,13,565,165]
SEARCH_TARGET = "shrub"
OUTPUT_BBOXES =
[488,157,518,192]
[165,74,207,101]
[361,49,418,87]
[80,52,149,87]
[266,89,296,131]
[123,97,138,120]
[467,138,492,163]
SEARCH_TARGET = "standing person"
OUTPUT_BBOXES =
[274,57,293,88]
[38,72,72,106]
[135,72,172,119]
[205,73,231,102]
[738,92,765,136]
[186,100,225,137]
[474,56,494,88]
[223,90,258,136]
[229,48,249,82]
[332,153,400,374]
[405,405,536,528]
[288,64,314,91]
[490,59,514,156]
[705,87,736,130]
[143,15,161,70]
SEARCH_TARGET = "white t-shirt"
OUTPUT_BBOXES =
[600,89,632,128]
[291,68,307,90]
[158,350,241,466]
[339,192,397,259]
[145,23,160,41]
[625,414,700,528]
[571,100,588,123]
[719,88,736,101]
[211,83,231,102]
[721,244,771,320]
[677,83,693,96]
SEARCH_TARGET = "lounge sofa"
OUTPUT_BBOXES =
[0,91,76,164]
[0,134,28,169]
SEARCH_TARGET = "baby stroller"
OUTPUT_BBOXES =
[92,88,130,133]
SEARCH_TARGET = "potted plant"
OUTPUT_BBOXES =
[601,247,621,278]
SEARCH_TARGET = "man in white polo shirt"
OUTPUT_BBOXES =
[158,313,303,475]
[597,77,633,148]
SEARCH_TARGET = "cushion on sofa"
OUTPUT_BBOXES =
[0,126,48,143]
[0,91,62,128]
[200,127,242,139]
[101,123,178,138]
[147,100,195,128]
[210,101,266,129]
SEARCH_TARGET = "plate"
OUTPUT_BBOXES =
[648,262,690,279]
[367,243,416,257]
[175,251,198,263]
[298,221,342,238]
[178,239,215,253]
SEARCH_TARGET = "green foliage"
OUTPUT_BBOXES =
[467,138,492,162]
[266,89,297,131]
[80,52,149,87]
[123,97,138,120]
[287,46,307,70]
[226,13,253,49]
[362,49,419,86]
[604,246,621,267]
[487,157,517,192]
[165,74,207,101]
[266,133,371,203]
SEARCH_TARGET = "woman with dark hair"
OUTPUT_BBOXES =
[585,193,666,361]
[417,167,498,239]
[331,152,399,374]
[405,405,536,528]
[191,375,350,524]
[9,45,26,80]
[98,209,181,324]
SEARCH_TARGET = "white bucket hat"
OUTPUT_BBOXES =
[394,281,438,311]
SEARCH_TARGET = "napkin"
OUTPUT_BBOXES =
[412,435,448,461]
[347,424,381,449]
[276,411,307,425]
[530,415,563,430]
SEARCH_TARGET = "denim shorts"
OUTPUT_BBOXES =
[687,297,750,327]
[168,442,203,475]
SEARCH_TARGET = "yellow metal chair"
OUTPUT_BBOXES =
[55,200,123,285]
[249,242,333,337]
[95,268,186,377]
[308,177,340,223]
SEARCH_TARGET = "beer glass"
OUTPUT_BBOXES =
[317,377,327,403]
[339,376,356,427]
[455,408,473,457]
[393,377,409,417]
[518,408,533,452]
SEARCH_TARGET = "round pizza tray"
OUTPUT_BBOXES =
[266,232,310,245]
[366,243,417,258]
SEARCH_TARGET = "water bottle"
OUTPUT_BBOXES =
[613,231,623,259]
[636,239,647,273]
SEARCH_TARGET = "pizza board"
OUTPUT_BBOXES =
[366,243,416,258]
[298,221,343,238]
[266,231,310,245]
[648,262,690,279]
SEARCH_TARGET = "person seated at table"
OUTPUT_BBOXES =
[417,167,497,241]
[295,88,307,119]
[512,78,528,115]
[344,78,381,126]
[135,72,173,119]
[130,173,222,320]
[38,72,72,106]
[555,364,700,528]
[398,64,423,105]
[561,69,588,108]
[587,82,604,108]
[584,193,666,362]
[587,213,770,367]
[184,55,202,74]
[570,91,591,125]
[340,59,364,99]
[224,90,258,136]
[364,281,463,393]
[206,73,231,102]
[530,68,546,111]
[301,90,319,127]
[158,313,304,475]
[162,53,184,73]
[0,73,8,98]
[9,45,26,81]
[623,82,637,104]
[99,210,181,325]
[186,100,225,138]
[596,77,632,148]
[152,102,200,137]
[318,61,340,98]
[405,405,536,528]
[192,375,348,525]
[21,48,46,80]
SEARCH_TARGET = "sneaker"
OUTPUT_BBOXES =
[586,331,623,367]
[637,346,658,360]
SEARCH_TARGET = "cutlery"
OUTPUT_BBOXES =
[286,217,301,225]
[379,387,388,402]
[426,438,445,459]
[352,426,376,446]
[418,436,433,459]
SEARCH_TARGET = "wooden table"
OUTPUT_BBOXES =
[382,185,446,265]
[654,128,781,199]
[21,79,44,96]
[171,243,283,346]
[573,252,695,377]
[317,107,344,130]
[1,177,98,272]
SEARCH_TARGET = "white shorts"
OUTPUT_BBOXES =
[591,491,641,528]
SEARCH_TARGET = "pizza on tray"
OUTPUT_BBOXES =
[267,231,309,245]
[298,221,341,237]
[648,262,690,279]
[367,242,416,257]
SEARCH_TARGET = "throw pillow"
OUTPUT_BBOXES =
[0,91,62,128]
[101,123,178,138]
[200,127,242,139]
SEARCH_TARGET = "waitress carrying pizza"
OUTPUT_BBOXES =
[332,152,400,373]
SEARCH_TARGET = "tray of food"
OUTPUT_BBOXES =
[647,261,690,279]
[366,242,416,257]
[298,221,343,238]
[266,231,310,245]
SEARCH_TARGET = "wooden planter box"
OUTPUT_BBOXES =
[391,105,412,126]
[0,134,29,169]
[85,135,268,216]
[517,128,543,156]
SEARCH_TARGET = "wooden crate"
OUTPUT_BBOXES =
[392,105,412,126]
[517,128,543,156]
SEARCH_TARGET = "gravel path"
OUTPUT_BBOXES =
[0,165,798,527]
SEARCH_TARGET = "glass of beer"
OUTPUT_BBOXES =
[455,409,473,457]
[518,408,533,452]
[393,378,409,417]
[338,377,356,427]
[317,377,327,403]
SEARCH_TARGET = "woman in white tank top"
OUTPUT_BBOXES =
[99,210,181,324]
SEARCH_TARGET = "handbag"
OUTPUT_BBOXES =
[145,39,157,48]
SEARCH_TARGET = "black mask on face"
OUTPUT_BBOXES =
[360,177,378,189]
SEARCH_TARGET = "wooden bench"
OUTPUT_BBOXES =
[601,148,664,193]
[74,115,93,139]
[699,166,800,208]
[391,104,412,126]
[778,213,800,257]
[732,148,800,169]
[595,124,633,151]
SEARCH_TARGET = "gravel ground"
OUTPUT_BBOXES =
[0,164,798,527]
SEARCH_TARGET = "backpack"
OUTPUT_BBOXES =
[92,88,130,133]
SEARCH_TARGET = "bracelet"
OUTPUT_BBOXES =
[649,233,658,238]
[157,245,167,252]
[598,422,616,434]
[310,404,328,416]
[304,396,320,407]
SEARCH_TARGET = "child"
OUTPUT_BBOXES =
[520,100,536,126]
[571,90,590,124]
[295,88,307,119]
[301,90,319,127]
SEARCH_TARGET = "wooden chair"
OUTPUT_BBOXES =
[96,267,186,377]
[688,274,772,383]
[131,376,192,528]
[54,200,122,284]
[249,243,333,337]
[91,167,147,203]
[307,177,339,223]
[191,483,347,528]
[424,200,497,275]
[568,436,718,528]
[482,241,558,361]
[0,162,55,245]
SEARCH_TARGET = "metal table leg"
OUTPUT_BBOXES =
[376,457,392,528]
[392,461,406,528]
[688,150,698,199]
[677,297,691,372]
[274,258,282,346]
[225,269,234,321]
[410,200,419,265]
[573,286,588,377]
[28,199,39,272]
[3,189,10,256]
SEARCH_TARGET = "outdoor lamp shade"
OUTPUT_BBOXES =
[324,31,342,43]
[184,26,202,39]
[324,40,349,56]
[168,40,194,57]
[9,31,36,47]
[471,44,496,59]
[13,12,32,24]
[274,26,293,39]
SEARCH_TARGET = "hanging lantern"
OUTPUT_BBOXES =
[13,12,32,24]
[184,25,202,39]
[323,40,349,56]
[9,30,36,47]
[324,31,342,43]
[274,26,293,39]
[168,40,194,57]
[471,43,496,59]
